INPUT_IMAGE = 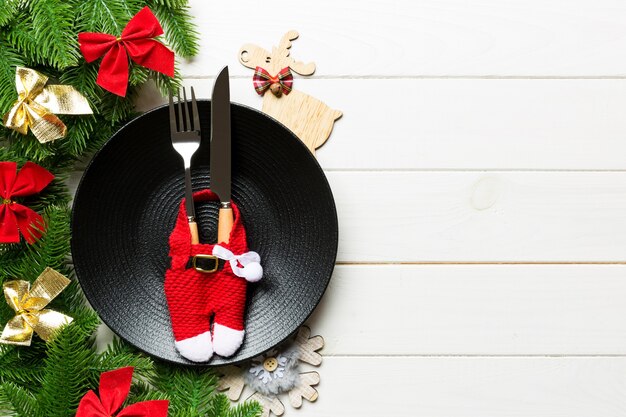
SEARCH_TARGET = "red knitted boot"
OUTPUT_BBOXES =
[164,190,263,362]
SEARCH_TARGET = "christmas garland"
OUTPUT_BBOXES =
[0,1,261,416]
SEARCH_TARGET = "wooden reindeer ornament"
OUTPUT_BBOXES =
[239,30,342,154]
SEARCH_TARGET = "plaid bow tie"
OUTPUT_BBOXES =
[253,67,293,97]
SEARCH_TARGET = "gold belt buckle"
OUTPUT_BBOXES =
[192,254,219,273]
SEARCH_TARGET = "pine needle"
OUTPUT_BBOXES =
[0,382,38,417]
[0,0,19,27]
[150,2,200,59]
[152,365,218,416]
[0,38,24,114]
[29,0,80,69]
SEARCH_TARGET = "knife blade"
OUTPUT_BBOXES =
[211,66,233,243]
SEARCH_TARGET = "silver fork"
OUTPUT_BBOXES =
[169,87,201,244]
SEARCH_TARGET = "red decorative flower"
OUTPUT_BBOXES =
[78,7,175,97]
[76,367,169,417]
[0,161,53,244]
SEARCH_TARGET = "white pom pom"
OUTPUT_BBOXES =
[242,262,263,282]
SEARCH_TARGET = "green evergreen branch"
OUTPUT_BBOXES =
[127,380,169,403]
[75,0,142,34]
[0,0,19,27]
[0,38,24,115]
[227,401,264,417]
[129,65,150,86]
[153,66,183,96]
[2,131,64,167]
[150,2,200,59]
[35,310,100,417]
[210,394,232,417]
[28,0,80,69]
[148,0,189,8]
[97,338,156,379]
[0,382,38,417]
[0,383,17,417]
[152,365,218,416]
[0,342,47,388]
[3,11,41,66]
[0,206,71,282]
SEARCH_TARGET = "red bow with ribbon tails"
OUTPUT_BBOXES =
[253,66,294,97]
[76,367,169,417]
[78,7,175,97]
[0,162,54,244]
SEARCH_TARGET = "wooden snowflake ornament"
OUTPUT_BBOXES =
[239,30,342,155]
[217,326,324,417]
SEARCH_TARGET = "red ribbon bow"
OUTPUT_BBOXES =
[0,161,53,244]
[253,66,293,97]
[78,7,175,97]
[76,367,169,417]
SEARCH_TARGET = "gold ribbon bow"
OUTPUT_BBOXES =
[1,267,73,346]
[3,67,93,143]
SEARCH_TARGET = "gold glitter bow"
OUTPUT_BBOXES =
[3,67,93,143]
[1,268,73,346]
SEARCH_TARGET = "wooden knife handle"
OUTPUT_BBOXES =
[189,221,200,244]
[217,207,234,243]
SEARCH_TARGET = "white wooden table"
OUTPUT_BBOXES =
[82,1,626,415]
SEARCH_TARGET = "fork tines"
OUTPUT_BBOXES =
[168,87,200,133]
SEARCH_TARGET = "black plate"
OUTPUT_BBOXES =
[71,101,338,365]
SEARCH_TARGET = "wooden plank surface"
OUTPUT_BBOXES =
[183,0,626,77]
[308,265,626,355]
[68,171,626,262]
[137,78,626,170]
[328,171,626,262]
[283,357,626,417]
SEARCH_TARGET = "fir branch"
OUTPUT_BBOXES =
[3,10,41,66]
[0,382,38,417]
[117,0,148,21]
[97,338,155,380]
[148,0,188,7]
[0,38,24,115]
[55,117,99,162]
[127,380,169,404]
[152,365,218,416]
[0,144,28,165]
[28,0,80,69]
[0,384,17,417]
[129,65,150,87]
[0,0,19,27]
[36,310,100,417]
[99,89,139,124]
[0,343,47,388]
[0,206,71,282]
[210,394,231,417]
[153,66,183,97]
[75,0,143,35]
[149,2,200,59]
[227,400,263,417]
[2,132,58,167]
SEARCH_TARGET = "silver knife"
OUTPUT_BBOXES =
[211,66,233,243]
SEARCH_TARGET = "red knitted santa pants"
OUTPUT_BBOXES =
[165,190,250,344]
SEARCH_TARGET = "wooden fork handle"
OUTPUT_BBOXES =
[217,207,234,244]
[189,221,200,244]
